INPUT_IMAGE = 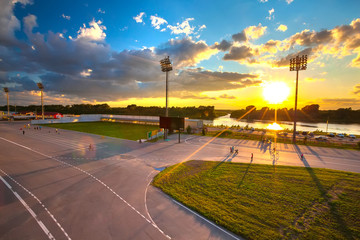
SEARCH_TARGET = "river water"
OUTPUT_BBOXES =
[203,114,360,135]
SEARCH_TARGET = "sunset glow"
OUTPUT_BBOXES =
[266,122,283,131]
[263,82,290,104]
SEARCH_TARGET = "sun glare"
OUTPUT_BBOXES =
[263,82,290,104]
[266,122,283,131]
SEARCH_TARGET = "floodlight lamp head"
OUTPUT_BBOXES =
[160,56,173,72]
[37,83,44,90]
[3,87,9,93]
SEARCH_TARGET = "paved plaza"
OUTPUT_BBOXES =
[1,121,359,239]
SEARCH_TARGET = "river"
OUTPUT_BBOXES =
[203,114,360,135]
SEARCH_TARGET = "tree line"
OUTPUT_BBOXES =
[0,104,217,120]
[230,104,360,124]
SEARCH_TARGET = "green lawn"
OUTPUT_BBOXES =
[153,160,360,240]
[41,121,159,140]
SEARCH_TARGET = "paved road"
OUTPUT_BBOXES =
[1,121,359,240]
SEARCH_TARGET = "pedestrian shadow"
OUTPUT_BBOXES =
[294,145,353,239]
[305,145,324,163]
[212,152,236,170]
[237,158,253,188]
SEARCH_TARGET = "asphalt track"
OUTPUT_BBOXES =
[1,121,359,240]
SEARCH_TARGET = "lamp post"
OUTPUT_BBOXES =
[290,55,307,144]
[3,87,9,117]
[160,56,173,140]
[37,83,44,120]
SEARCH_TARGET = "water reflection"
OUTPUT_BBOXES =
[203,114,360,135]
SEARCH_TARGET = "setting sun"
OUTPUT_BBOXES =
[263,82,290,104]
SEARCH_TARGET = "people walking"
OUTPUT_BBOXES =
[251,153,253,161]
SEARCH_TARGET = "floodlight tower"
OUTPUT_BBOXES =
[160,56,173,139]
[3,87,9,117]
[290,55,307,144]
[37,83,44,120]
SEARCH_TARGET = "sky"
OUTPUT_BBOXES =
[0,0,360,110]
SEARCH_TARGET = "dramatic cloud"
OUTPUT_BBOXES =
[167,18,195,35]
[173,68,261,92]
[277,24,287,32]
[150,15,167,30]
[156,37,218,67]
[212,40,232,51]
[76,19,106,41]
[223,46,255,61]
[244,24,267,40]
[232,31,247,42]
[133,12,145,23]
[0,0,32,46]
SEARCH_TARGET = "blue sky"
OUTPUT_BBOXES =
[1,0,360,110]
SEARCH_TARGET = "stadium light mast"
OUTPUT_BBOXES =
[3,87,9,117]
[160,56,173,140]
[290,55,307,144]
[37,83,45,120]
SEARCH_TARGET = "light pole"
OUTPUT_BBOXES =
[3,87,9,117]
[160,56,173,140]
[37,83,44,120]
[290,55,307,144]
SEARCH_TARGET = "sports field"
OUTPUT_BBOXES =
[41,121,159,140]
[153,160,360,240]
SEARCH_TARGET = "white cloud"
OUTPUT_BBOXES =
[98,8,105,14]
[150,15,168,30]
[286,0,294,4]
[133,12,145,23]
[198,25,206,31]
[244,23,267,39]
[276,24,288,32]
[76,19,106,41]
[61,14,70,20]
[259,0,268,2]
[167,18,195,35]
[80,69,92,77]
[266,8,274,20]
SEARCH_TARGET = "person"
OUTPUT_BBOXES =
[23,130,25,135]
[139,139,142,143]
[251,153,253,161]
[56,129,58,134]
[89,144,93,151]
[235,149,238,154]
[230,146,233,153]
[232,146,235,153]
[301,153,304,159]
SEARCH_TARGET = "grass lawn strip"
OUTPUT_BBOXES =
[41,121,159,140]
[153,160,360,240]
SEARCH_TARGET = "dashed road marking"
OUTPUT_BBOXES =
[0,175,57,240]
[0,137,171,240]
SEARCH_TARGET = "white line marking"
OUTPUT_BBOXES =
[0,136,170,239]
[0,171,71,240]
[1,176,55,240]
[172,200,242,240]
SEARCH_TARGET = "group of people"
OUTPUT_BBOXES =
[230,146,254,161]
[230,146,238,154]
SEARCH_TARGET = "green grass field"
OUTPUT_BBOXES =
[153,160,360,240]
[41,121,159,140]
